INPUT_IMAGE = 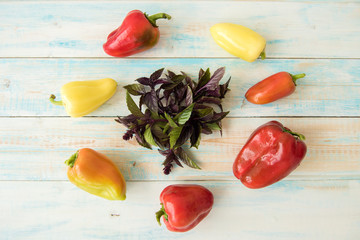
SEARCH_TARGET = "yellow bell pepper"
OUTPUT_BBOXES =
[65,148,126,200]
[210,23,266,62]
[50,78,117,117]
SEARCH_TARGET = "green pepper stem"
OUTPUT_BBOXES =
[64,151,78,168]
[155,203,168,226]
[49,94,63,106]
[145,13,172,27]
[260,49,266,60]
[290,73,306,86]
[283,129,306,141]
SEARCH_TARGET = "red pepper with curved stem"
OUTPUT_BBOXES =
[103,10,171,57]
[233,121,307,189]
[245,72,306,104]
[156,184,214,232]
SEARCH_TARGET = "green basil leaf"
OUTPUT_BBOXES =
[175,148,201,170]
[144,124,158,147]
[162,123,170,134]
[126,91,144,117]
[135,133,152,149]
[152,123,168,141]
[195,108,213,118]
[169,126,183,149]
[196,68,210,90]
[175,103,195,125]
[124,84,146,96]
[164,112,178,128]
[206,122,221,131]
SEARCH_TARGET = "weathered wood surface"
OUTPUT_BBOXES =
[0,117,358,181]
[0,2,359,58]
[1,180,359,240]
[1,59,359,117]
[1,0,359,239]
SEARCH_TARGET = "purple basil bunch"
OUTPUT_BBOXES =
[116,67,230,174]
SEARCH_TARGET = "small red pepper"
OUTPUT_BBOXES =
[156,184,214,232]
[103,10,171,57]
[245,72,306,104]
[233,121,307,189]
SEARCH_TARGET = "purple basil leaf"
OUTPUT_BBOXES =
[166,70,176,79]
[145,109,152,118]
[172,155,183,168]
[139,95,145,111]
[201,124,213,135]
[196,108,214,122]
[197,96,222,106]
[208,111,230,123]
[167,94,176,108]
[196,67,225,94]
[175,83,186,100]
[175,147,201,169]
[198,68,205,80]
[175,125,193,148]
[171,104,179,113]
[190,124,202,149]
[136,77,151,86]
[152,123,168,141]
[162,75,185,90]
[186,76,196,91]
[150,68,164,82]
[158,149,171,157]
[171,74,185,84]
[220,77,231,98]
[196,68,210,91]
[194,104,212,110]
[184,86,193,107]
[143,90,159,113]
[205,87,221,98]
[154,78,169,85]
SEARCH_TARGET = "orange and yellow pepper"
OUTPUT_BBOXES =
[65,148,126,200]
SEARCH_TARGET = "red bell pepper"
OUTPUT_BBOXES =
[103,10,171,57]
[245,71,306,104]
[156,184,214,232]
[233,121,307,189]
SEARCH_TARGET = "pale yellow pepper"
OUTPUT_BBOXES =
[210,23,266,62]
[50,78,117,117]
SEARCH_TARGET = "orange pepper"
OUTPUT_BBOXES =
[65,148,126,200]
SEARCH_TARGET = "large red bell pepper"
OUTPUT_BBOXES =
[103,10,171,57]
[245,71,306,104]
[156,184,214,232]
[233,121,307,189]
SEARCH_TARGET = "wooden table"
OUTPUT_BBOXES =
[1,1,359,239]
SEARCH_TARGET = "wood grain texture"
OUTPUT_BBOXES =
[1,180,359,240]
[1,0,359,239]
[1,58,359,117]
[0,117,358,181]
[0,1,359,58]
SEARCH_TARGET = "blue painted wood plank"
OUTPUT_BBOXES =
[1,180,359,239]
[0,58,359,117]
[0,117,358,181]
[0,1,359,58]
